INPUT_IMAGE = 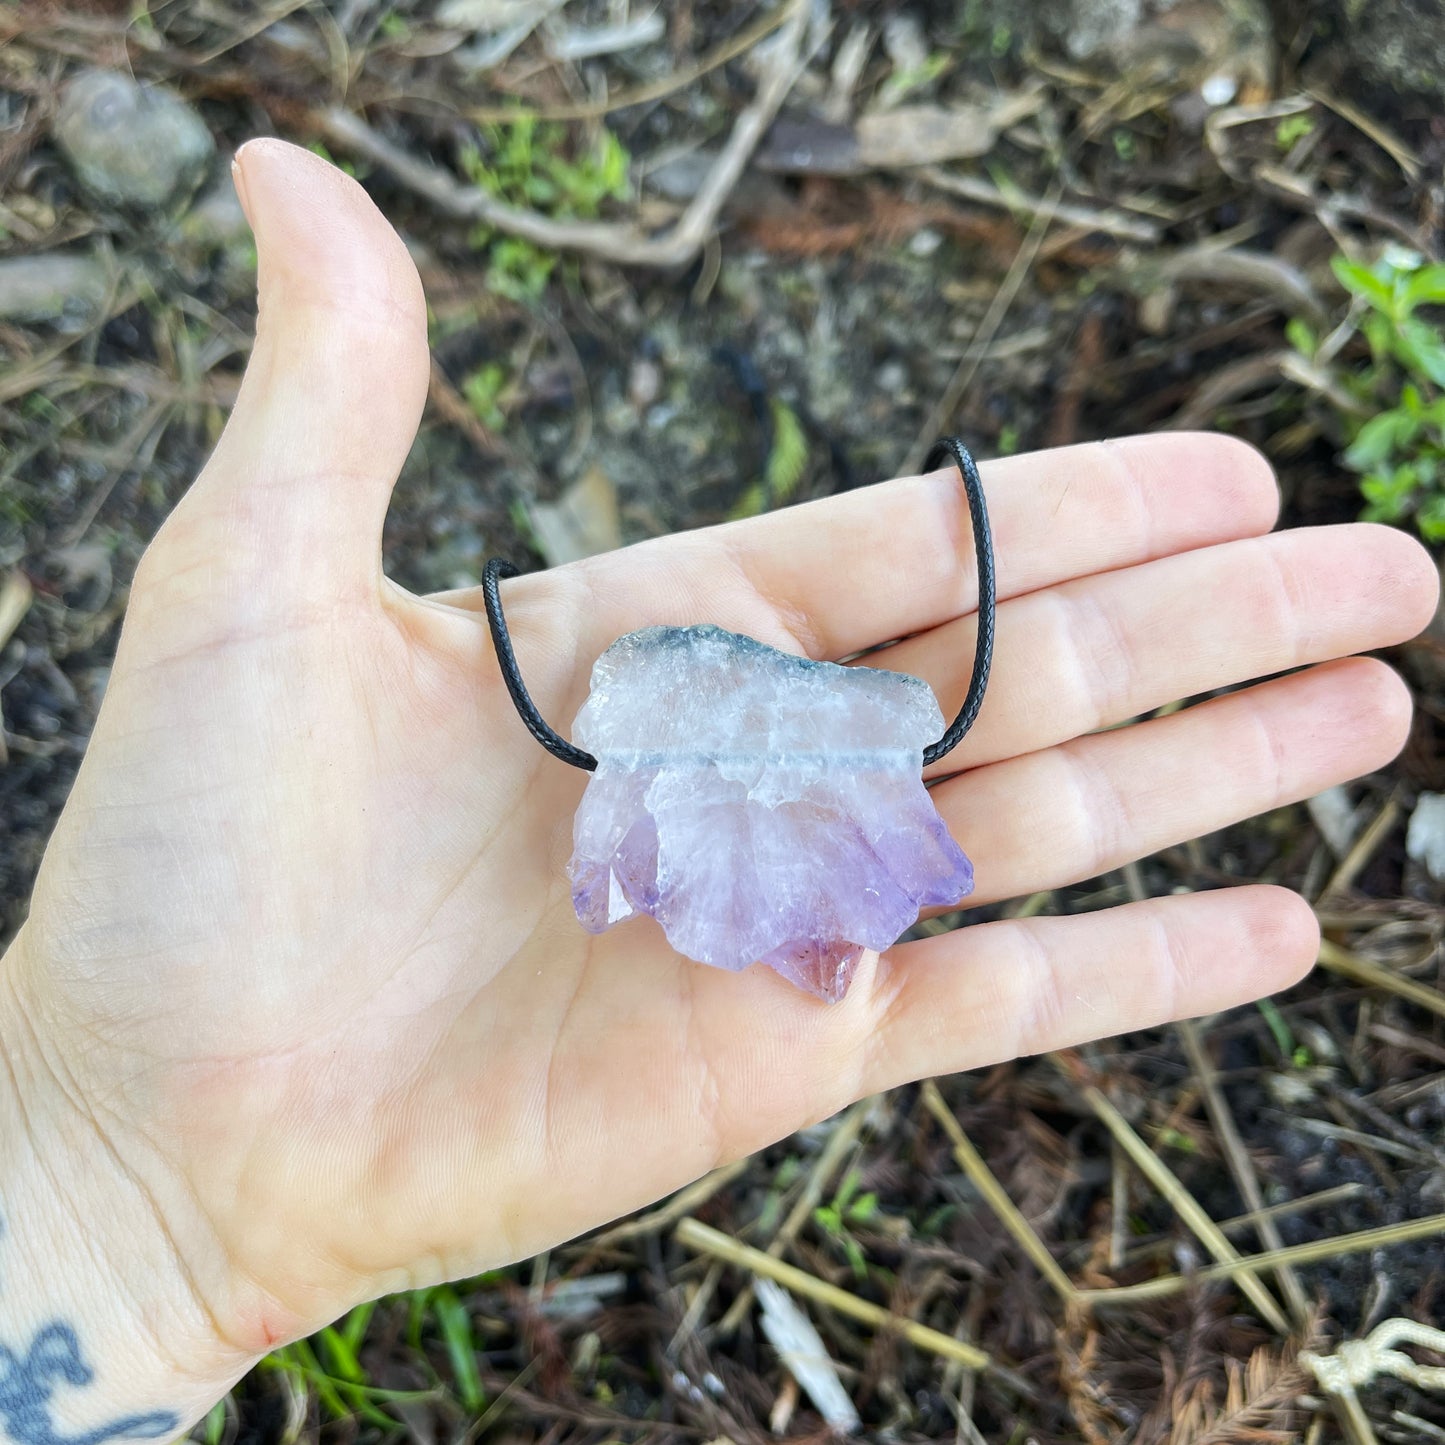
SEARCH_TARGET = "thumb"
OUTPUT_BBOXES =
[163,138,429,608]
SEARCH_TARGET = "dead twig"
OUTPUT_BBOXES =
[315,0,811,269]
[1303,86,1421,182]
[0,572,32,653]
[427,357,510,460]
[463,3,794,124]
[918,166,1159,244]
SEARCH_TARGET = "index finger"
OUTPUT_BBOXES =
[563,432,1279,661]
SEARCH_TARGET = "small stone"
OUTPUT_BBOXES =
[1055,0,1144,60]
[1200,72,1238,106]
[568,626,974,1002]
[0,253,109,327]
[53,69,215,209]
[627,355,663,409]
[875,359,909,394]
[173,171,250,250]
[908,228,943,258]
[528,465,622,566]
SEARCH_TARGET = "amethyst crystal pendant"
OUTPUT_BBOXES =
[567,625,975,1003]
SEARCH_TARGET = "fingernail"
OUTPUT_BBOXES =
[232,141,257,226]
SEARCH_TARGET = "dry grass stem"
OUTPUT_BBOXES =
[920,1080,1077,1302]
[1317,939,1445,1019]
[1178,1019,1312,1325]
[715,1094,875,1335]
[1077,1213,1445,1306]
[903,182,1061,474]
[1318,799,1401,900]
[587,1160,750,1249]
[0,571,32,653]
[675,1217,999,1376]
[1083,1085,1292,1335]
[462,4,795,124]
[917,166,1160,243]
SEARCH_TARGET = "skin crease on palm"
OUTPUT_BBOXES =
[1,137,1439,1400]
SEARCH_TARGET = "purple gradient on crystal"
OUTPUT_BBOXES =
[568,625,974,1003]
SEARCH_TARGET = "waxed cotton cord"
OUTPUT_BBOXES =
[483,435,995,774]
[920,436,995,768]
[482,558,600,772]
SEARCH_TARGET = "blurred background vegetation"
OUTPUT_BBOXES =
[3,1,1445,1440]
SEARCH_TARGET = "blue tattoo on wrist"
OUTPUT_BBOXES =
[0,1322,178,1445]
[0,1225,179,1445]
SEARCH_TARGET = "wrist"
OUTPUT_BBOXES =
[1,938,258,1440]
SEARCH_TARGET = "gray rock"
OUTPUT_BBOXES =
[0,253,108,326]
[1313,0,1445,103]
[173,171,249,249]
[53,69,215,210]
[1050,0,1145,60]
[1037,0,1271,88]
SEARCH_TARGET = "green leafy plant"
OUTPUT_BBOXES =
[462,361,509,431]
[877,51,951,107]
[730,399,809,519]
[1289,246,1445,541]
[813,1168,880,1279]
[1155,1126,1197,1154]
[261,1280,506,1426]
[377,9,409,40]
[1256,996,1313,1069]
[304,140,357,179]
[1275,112,1315,152]
[459,118,630,302]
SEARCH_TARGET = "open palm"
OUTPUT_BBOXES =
[10,141,1436,1367]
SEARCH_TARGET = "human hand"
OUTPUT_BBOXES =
[2,140,1435,1429]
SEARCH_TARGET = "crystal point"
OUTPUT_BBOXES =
[568,625,974,1002]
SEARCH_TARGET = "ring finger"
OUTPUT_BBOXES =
[932,655,1412,908]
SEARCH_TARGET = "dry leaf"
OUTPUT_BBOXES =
[856,92,1042,168]
[528,465,622,566]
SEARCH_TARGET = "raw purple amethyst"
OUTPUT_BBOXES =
[568,625,974,1002]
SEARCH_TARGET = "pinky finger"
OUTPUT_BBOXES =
[859,886,1320,1091]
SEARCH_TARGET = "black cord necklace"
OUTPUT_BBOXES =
[483,435,995,774]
